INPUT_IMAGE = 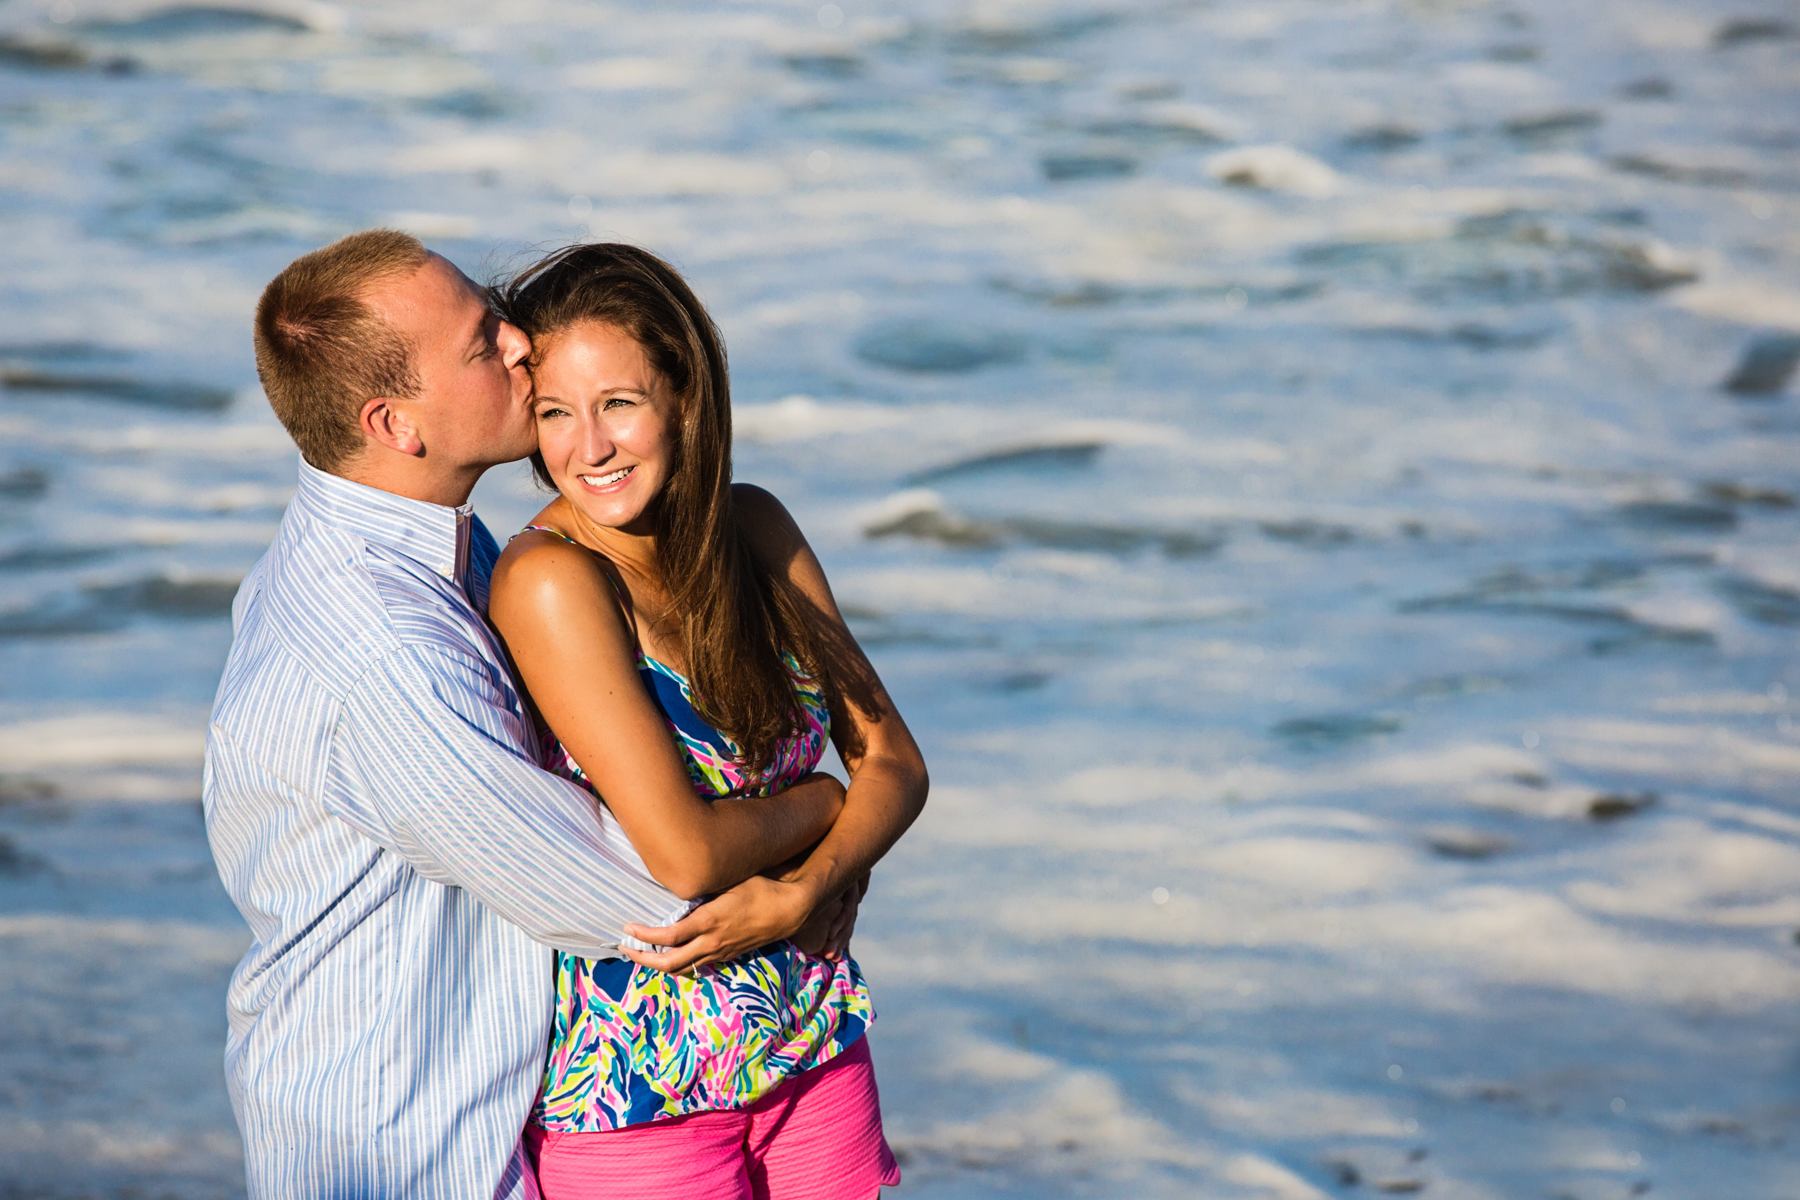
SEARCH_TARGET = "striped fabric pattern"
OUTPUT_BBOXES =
[204,457,688,1200]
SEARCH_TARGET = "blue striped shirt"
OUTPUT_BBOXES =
[204,458,687,1198]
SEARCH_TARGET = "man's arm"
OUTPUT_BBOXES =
[324,639,692,957]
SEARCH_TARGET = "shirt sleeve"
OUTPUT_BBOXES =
[324,640,689,957]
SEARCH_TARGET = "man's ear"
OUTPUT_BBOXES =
[359,397,426,458]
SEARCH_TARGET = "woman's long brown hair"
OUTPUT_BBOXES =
[494,243,832,774]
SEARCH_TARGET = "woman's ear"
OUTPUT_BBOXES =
[359,396,426,457]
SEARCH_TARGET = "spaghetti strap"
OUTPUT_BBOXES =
[514,523,579,546]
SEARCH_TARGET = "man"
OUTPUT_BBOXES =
[205,230,851,1197]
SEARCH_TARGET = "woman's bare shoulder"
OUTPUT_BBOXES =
[495,526,587,578]
[490,525,618,621]
[731,482,807,563]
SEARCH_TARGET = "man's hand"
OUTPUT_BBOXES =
[620,873,833,976]
[794,871,868,961]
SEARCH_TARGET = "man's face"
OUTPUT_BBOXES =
[364,253,536,472]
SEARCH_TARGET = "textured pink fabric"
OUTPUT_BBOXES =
[525,1037,899,1200]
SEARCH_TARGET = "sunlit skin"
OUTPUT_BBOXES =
[491,319,849,926]
[343,253,535,507]
[488,319,929,974]
[528,321,685,662]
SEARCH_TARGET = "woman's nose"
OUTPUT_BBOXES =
[578,413,613,464]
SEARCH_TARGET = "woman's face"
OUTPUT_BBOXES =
[531,320,677,535]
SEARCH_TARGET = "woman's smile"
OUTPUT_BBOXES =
[578,465,635,492]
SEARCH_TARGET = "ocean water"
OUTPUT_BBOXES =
[2,0,1798,1195]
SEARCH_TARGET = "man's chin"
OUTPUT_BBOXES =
[470,444,539,475]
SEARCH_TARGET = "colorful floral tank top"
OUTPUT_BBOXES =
[517,526,875,1133]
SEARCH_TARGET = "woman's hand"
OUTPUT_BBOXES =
[620,873,838,976]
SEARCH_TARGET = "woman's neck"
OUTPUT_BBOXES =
[550,496,665,595]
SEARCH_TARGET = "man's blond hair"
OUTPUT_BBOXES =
[253,230,430,471]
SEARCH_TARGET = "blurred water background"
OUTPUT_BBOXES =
[2,0,1799,1195]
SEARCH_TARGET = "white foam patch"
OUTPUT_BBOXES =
[1370,889,1800,1008]
[1346,744,1545,789]
[906,785,1184,854]
[317,56,489,98]
[1653,691,1787,714]
[1218,1154,1334,1200]
[1624,5,1726,50]
[0,711,206,771]
[1673,277,1800,331]
[733,394,905,442]
[562,152,789,198]
[889,1065,1208,1179]
[122,517,285,547]
[381,211,480,240]
[1206,144,1342,197]
[1565,819,1800,925]
[1183,1082,1411,1141]
[393,132,556,173]
[0,159,73,196]
[563,56,697,91]
[1194,835,1421,895]
[1553,720,1800,780]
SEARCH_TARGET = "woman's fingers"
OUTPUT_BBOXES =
[621,940,713,975]
[625,874,823,974]
[622,905,717,949]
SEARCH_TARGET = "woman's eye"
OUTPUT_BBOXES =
[536,406,569,419]
[604,397,634,410]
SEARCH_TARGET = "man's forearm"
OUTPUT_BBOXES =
[330,646,689,955]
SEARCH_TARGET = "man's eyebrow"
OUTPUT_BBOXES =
[464,310,494,353]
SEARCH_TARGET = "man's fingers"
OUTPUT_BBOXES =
[826,894,855,941]
[821,886,860,960]
[823,922,851,960]
[827,907,852,939]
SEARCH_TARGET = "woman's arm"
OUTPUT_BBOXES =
[489,531,845,901]
[621,486,928,970]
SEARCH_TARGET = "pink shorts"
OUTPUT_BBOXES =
[524,1037,900,1200]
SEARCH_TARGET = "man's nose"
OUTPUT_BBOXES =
[499,320,531,370]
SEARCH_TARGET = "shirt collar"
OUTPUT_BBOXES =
[293,456,473,585]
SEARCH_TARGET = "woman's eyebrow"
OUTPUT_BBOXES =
[533,386,651,404]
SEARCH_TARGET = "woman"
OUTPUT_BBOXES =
[487,243,927,1198]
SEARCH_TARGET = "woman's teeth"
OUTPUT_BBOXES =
[580,467,631,488]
